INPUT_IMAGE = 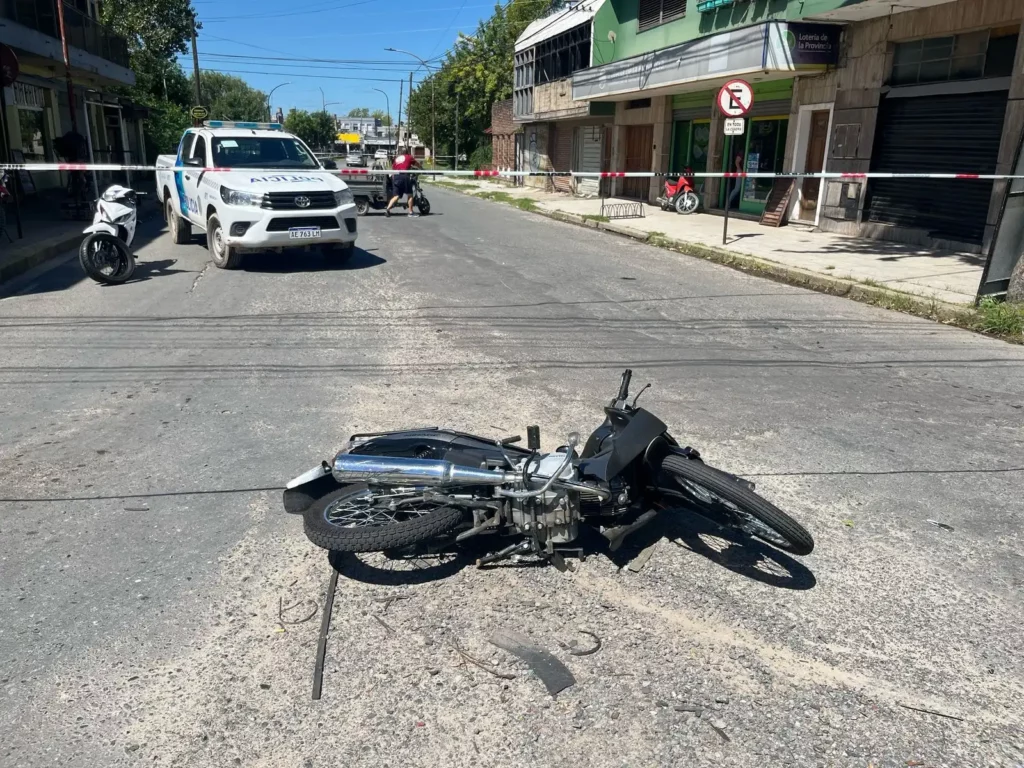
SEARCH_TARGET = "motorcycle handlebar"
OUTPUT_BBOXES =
[616,369,632,402]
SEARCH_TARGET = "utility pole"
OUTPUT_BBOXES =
[407,71,413,149]
[55,0,77,132]
[190,15,202,125]
[396,79,403,154]
[454,91,459,171]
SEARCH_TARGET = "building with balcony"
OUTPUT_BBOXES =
[513,0,615,195]
[570,0,1023,255]
[0,0,142,194]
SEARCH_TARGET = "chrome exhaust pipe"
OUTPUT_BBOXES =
[332,454,510,487]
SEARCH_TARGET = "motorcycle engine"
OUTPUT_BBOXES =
[510,452,580,548]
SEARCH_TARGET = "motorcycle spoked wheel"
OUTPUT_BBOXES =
[657,453,814,556]
[302,483,463,553]
[415,194,431,215]
[79,232,135,284]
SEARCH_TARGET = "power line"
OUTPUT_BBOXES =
[200,0,377,22]
[200,67,406,83]
[428,0,469,58]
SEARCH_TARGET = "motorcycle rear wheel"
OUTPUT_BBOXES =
[658,454,814,555]
[302,484,463,552]
[79,232,135,284]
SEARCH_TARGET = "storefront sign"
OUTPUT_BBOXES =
[785,23,841,68]
[13,82,46,109]
[743,153,760,201]
[724,118,745,136]
[190,105,209,120]
[337,133,360,143]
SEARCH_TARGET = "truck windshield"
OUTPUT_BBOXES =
[210,136,319,169]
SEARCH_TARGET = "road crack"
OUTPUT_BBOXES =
[188,262,211,294]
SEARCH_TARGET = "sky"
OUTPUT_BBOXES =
[177,0,497,118]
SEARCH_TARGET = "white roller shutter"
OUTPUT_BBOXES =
[575,125,603,197]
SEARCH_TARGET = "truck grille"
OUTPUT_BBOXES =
[262,191,336,210]
[266,216,340,231]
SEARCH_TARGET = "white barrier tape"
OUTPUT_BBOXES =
[2,163,1022,181]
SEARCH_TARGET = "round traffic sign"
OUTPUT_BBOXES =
[717,79,753,117]
[190,105,209,120]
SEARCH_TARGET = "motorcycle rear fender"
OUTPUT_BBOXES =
[283,461,341,514]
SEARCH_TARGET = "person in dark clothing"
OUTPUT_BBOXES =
[385,147,420,217]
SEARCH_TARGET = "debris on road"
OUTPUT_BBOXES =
[278,597,318,628]
[123,504,150,512]
[926,520,955,532]
[311,569,338,701]
[558,630,602,657]
[373,594,411,614]
[674,704,705,716]
[706,718,731,743]
[898,703,964,721]
[489,628,576,696]
[373,615,397,635]
[451,638,517,680]
[627,543,658,572]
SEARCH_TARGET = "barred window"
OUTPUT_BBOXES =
[638,0,686,32]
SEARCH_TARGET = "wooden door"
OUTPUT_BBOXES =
[623,124,653,200]
[799,110,829,220]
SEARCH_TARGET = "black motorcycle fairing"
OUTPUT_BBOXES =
[347,428,532,469]
[577,406,668,482]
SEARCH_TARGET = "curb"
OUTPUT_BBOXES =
[0,231,82,284]
[429,180,985,332]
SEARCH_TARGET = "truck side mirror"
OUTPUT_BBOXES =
[184,155,203,167]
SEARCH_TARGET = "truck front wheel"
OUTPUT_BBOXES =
[207,215,243,269]
[167,197,192,245]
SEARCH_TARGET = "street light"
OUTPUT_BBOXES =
[318,86,326,112]
[267,82,290,122]
[386,47,436,167]
[370,87,392,153]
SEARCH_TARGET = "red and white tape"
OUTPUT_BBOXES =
[1,163,1021,181]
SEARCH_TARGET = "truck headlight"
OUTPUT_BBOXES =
[220,186,264,207]
[334,188,354,207]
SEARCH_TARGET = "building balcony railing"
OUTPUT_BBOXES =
[0,0,130,69]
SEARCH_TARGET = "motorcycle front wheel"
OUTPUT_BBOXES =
[79,232,135,284]
[657,453,814,556]
[302,484,463,552]
[674,191,699,215]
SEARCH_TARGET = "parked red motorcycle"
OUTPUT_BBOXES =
[657,167,699,215]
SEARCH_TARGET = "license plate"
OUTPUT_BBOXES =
[288,227,321,240]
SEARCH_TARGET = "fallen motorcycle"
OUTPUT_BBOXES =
[283,370,813,565]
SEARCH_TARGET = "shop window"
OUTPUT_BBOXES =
[638,0,686,32]
[18,108,49,161]
[890,28,1019,86]
[626,98,651,109]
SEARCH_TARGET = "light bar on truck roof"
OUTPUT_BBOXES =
[202,121,283,131]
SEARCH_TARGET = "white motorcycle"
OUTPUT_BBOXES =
[79,184,142,284]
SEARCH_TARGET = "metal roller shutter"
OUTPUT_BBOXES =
[551,124,574,193]
[575,126,603,197]
[673,106,711,122]
[746,99,791,118]
[865,90,1007,245]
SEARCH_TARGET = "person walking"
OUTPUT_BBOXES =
[385,147,421,217]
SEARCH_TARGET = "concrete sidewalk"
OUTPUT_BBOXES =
[430,179,984,306]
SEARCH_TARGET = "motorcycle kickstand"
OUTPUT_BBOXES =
[475,539,533,568]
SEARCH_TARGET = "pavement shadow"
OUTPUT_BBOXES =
[328,547,473,586]
[235,246,385,274]
[605,508,816,590]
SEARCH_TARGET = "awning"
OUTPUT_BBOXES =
[572,21,841,101]
[515,0,605,52]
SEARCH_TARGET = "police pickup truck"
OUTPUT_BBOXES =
[155,121,357,269]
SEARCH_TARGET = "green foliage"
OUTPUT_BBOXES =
[371,109,392,126]
[408,0,558,159]
[469,143,492,169]
[100,0,196,58]
[976,297,1024,338]
[348,107,370,117]
[283,109,337,150]
[191,71,268,122]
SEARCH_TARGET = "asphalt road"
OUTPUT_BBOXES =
[1,189,1023,767]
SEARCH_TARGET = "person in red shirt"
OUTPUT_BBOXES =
[385,147,421,217]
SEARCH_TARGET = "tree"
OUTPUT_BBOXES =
[407,0,558,160]
[191,72,268,122]
[371,109,392,127]
[284,109,337,150]
[347,107,370,117]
